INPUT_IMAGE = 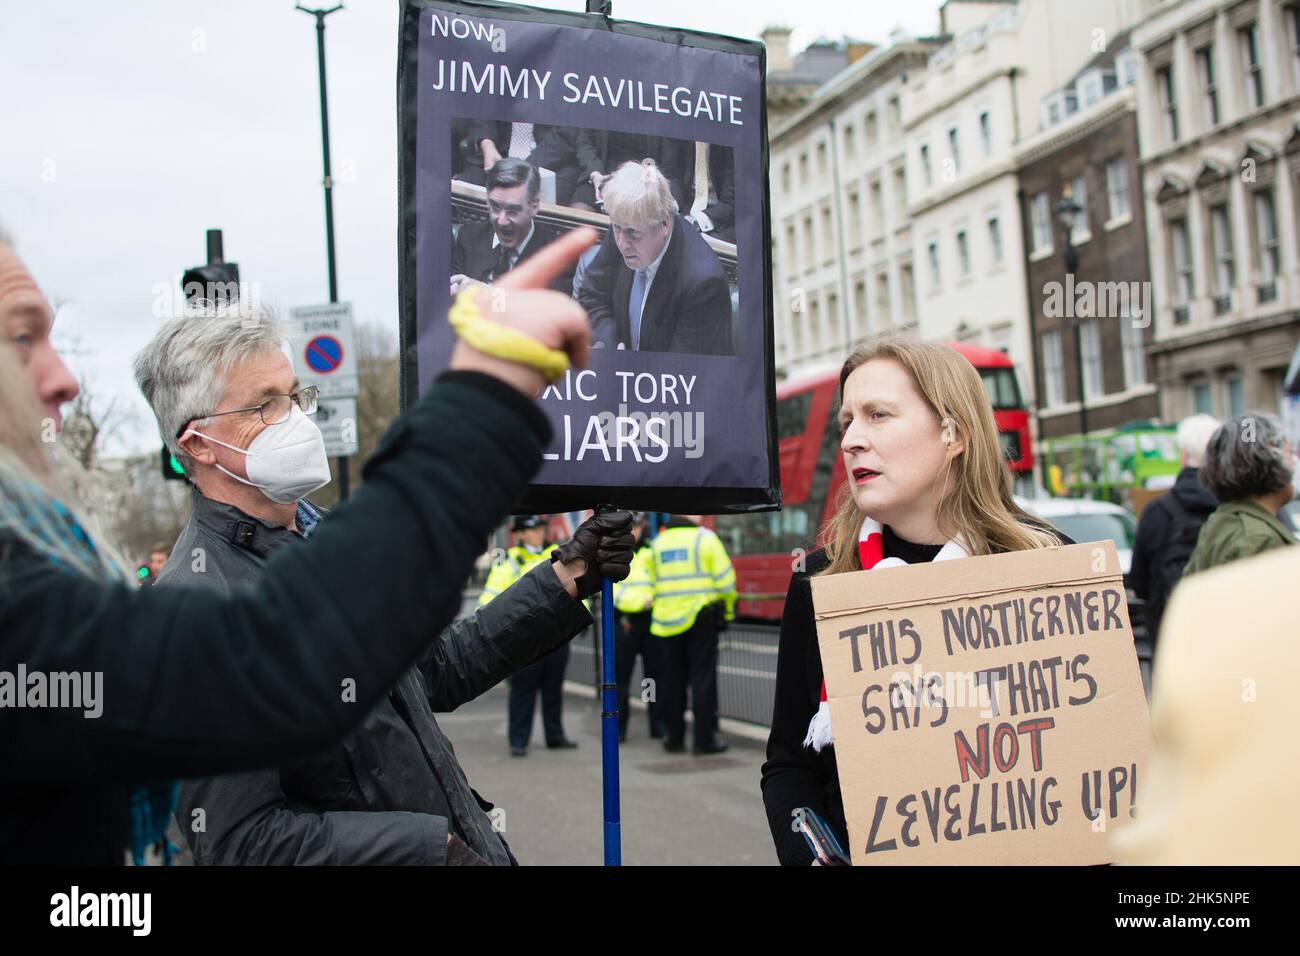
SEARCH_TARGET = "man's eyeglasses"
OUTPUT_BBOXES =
[179,386,320,437]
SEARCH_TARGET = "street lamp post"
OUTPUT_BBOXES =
[1056,188,1088,441]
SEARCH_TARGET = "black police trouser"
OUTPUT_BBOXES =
[508,643,571,748]
[660,612,720,750]
[615,611,665,737]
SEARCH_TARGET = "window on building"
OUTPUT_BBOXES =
[979,111,992,156]
[920,143,932,187]
[987,213,1003,264]
[927,239,941,291]
[869,178,884,237]
[1239,23,1264,110]
[782,162,792,194]
[1209,202,1234,314]
[1043,330,1066,406]
[802,215,815,273]
[1196,46,1219,127]
[1225,375,1245,417]
[1120,311,1147,388]
[888,96,901,131]
[820,206,834,261]
[809,296,822,354]
[1255,188,1280,301]
[1170,218,1193,323]
[1291,4,1300,90]
[827,292,839,342]
[865,111,878,146]
[843,123,856,160]
[1191,381,1213,415]
[799,152,809,184]
[956,229,970,277]
[948,126,962,174]
[900,262,916,321]
[847,190,862,250]
[854,277,867,328]
[1105,156,1132,220]
[1031,192,1053,254]
[1070,174,1091,243]
[1080,319,1104,398]
[893,166,908,218]
[817,141,829,176]
[1157,65,1179,143]
[875,271,891,324]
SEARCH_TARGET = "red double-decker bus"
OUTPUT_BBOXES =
[712,342,1033,622]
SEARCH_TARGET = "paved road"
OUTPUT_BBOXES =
[440,683,777,865]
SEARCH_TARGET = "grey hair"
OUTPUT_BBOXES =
[133,300,288,475]
[602,160,678,231]
[1176,413,1220,468]
[1200,413,1294,503]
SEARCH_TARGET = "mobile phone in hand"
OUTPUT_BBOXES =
[795,807,851,866]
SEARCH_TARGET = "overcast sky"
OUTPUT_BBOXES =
[0,0,942,456]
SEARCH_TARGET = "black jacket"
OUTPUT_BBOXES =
[465,121,584,205]
[576,214,734,356]
[1128,467,1217,639]
[451,220,574,294]
[761,524,1072,865]
[164,490,591,866]
[0,371,550,864]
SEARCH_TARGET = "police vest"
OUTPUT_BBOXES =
[614,546,656,614]
[649,525,737,637]
[479,543,554,605]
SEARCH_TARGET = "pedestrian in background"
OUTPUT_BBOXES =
[1182,413,1296,577]
[483,516,580,756]
[651,514,735,755]
[614,514,665,742]
[1128,413,1219,646]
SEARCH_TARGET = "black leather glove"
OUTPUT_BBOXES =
[714,602,730,632]
[551,510,635,599]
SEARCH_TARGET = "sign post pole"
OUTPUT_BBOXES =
[600,570,621,866]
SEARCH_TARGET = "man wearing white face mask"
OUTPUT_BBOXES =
[134,301,634,864]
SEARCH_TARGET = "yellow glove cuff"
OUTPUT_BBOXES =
[448,286,570,383]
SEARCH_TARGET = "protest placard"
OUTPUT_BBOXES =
[398,0,778,514]
[811,541,1151,865]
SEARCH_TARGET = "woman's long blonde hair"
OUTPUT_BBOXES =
[820,340,1057,575]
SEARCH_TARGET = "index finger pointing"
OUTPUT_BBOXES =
[495,226,598,292]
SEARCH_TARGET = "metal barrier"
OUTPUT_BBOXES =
[499,594,1155,729]
[564,599,782,728]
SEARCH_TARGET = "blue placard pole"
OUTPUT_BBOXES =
[600,572,621,865]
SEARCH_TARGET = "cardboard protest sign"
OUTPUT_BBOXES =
[398,0,779,514]
[811,541,1150,865]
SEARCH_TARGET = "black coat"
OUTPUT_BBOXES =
[576,214,734,356]
[0,371,550,864]
[1128,467,1218,639]
[761,524,1073,865]
[451,220,574,294]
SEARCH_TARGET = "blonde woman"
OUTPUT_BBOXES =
[760,341,1069,865]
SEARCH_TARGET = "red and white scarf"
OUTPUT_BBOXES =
[803,516,968,752]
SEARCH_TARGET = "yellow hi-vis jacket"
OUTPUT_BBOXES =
[479,544,555,605]
[613,546,656,614]
[649,524,737,637]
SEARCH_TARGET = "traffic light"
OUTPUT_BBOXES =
[161,444,187,482]
[182,230,240,306]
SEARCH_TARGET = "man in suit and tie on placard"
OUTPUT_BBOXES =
[455,120,584,207]
[575,160,734,356]
[450,158,573,295]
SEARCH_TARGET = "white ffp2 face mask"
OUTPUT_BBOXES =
[186,405,331,504]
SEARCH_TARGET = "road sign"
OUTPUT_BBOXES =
[313,397,359,457]
[289,302,357,398]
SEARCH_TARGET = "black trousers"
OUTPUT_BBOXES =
[660,614,720,750]
[507,644,570,748]
[615,611,665,737]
